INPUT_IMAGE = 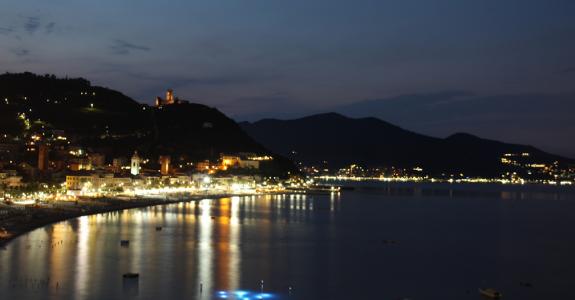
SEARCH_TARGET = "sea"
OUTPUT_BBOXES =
[1,181,575,300]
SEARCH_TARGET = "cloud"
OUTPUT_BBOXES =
[24,17,41,34]
[44,22,56,34]
[11,48,30,57]
[0,16,56,37]
[110,39,151,55]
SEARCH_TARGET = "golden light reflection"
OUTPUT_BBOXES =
[229,196,241,292]
[49,222,73,291]
[75,216,90,299]
[197,199,213,299]
[0,194,336,299]
[216,198,231,289]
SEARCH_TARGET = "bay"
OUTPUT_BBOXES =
[1,182,575,299]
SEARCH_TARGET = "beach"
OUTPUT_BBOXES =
[0,193,263,248]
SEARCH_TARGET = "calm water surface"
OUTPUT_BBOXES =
[2,182,575,300]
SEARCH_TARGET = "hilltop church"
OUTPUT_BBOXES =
[155,89,189,107]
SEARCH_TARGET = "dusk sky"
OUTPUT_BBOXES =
[1,0,574,156]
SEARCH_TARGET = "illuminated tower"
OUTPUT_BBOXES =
[166,89,174,105]
[159,155,171,175]
[38,144,49,171]
[131,151,141,176]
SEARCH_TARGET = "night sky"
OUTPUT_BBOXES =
[1,1,574,157]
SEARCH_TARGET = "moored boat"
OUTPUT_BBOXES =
[479,288,502,298]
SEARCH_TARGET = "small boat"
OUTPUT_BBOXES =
[479,288,502,298]
[120,240,130,246]
[123,273,139,279]
[155,226,162,231]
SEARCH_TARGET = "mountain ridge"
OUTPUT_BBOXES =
[0,72,296,176]
[241,112,574,177]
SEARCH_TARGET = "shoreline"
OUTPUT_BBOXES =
[0,192,267,248]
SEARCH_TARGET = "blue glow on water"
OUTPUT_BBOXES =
[214,290,277,300]
[235,290,248,297]
[217,291,229,298]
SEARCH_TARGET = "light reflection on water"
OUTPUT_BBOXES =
[75,216,89,299]
[199,199,214,299]
[0,195,334,300]
[1,185,575,299]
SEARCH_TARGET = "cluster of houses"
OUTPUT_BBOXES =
[63,150,269,196]
[1,132,272,197]
[0,89,277,198]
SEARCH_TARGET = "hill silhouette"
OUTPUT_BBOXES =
[240,113,574,176]
[0,72,295,176]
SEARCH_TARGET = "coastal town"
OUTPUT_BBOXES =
[1,90,287,200]
[2,2,575,299]
[1,82,574,252]
[0,88,307,246]
[0,139,294,244]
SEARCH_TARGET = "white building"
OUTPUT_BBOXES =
[131,151,141,176]
[66,173,133,192]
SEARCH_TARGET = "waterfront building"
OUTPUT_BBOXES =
[169,175,192,186]
[66,173,132,193]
